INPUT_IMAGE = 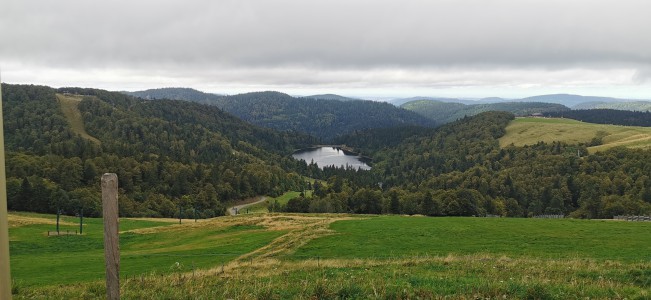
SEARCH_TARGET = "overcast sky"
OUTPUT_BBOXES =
[2,0,651,99]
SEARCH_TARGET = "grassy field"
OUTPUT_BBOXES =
[294,216,651,261]
[9,212,285,287]
[499,117,651,153]
[10,213,651,299]
[56,93,101,144]
[244,191,312,213]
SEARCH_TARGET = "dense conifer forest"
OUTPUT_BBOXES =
[547,109,651,127]
[285,112,651,218]
[3,84,313,218]
[128,89,436,141]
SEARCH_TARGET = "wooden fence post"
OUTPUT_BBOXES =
[102,173,120,300]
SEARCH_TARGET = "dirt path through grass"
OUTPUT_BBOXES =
[227,196,268,215]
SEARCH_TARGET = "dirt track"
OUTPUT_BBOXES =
[228,196,267,215]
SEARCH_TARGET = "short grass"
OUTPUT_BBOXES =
[245,191,312,213]
[9,212,285,286]
[499,117,651,153]
[56,93,101,144]
[19,255,650,300]
[294,216,651,262]
[10,213,651,299]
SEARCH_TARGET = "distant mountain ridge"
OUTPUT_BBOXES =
[124,87,651,137]
[518,94,637,107]
[211,91,436,141]
[126,88,435,141]
[303,94,362,101]
[401,100,569,124]
[389,93,651,109]
[124,87,223,105]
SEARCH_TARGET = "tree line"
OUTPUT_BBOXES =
[547,109,651,127]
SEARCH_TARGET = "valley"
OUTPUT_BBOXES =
[5,2,651,298]
[3,83,651,299]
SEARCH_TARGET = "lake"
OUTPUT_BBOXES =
[292,147,371,170]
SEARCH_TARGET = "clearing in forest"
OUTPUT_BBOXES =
[499,117,651,153]
[56,93,101,144]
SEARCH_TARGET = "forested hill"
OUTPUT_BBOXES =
[2,83,315,218]
[332,126,438,157]
[124,87,224,106]
[547,109,651,127]
[127,89,435,141]
[285,111,650,218]
[209,91,436,141]
[400,100,569,124]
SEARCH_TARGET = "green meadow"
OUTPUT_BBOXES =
[244,191,312,213]
[9,212,651,299]
[9,212,284,286]
[500,117,651,153]
[295,216,651,261]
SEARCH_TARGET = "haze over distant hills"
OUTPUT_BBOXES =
[400,100,569,124]
[124,88,650,108]
[123,88,651,131]
[302,94,363,102]
[124,87,224,106]
[517,94,641,107]
[390,94,650,108]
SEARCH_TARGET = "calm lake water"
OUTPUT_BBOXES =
[292,147,371,170]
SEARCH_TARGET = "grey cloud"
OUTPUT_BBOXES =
[2,0,650,69]
[1,0,651,96]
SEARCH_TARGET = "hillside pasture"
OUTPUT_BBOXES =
[499,117,651,153]
[9,212,285,286]
[9,213,651,299]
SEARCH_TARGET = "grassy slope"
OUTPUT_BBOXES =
[244,191,313,213]
[9,212,284,286]
[295,216,651,261]
[499,117,651,153]
[56,93,101,144]
[11,213,651,299]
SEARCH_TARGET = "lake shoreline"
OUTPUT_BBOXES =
[292,145,372,170]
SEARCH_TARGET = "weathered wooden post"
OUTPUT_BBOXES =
[102,173,119,300]
[0,76,14,299]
